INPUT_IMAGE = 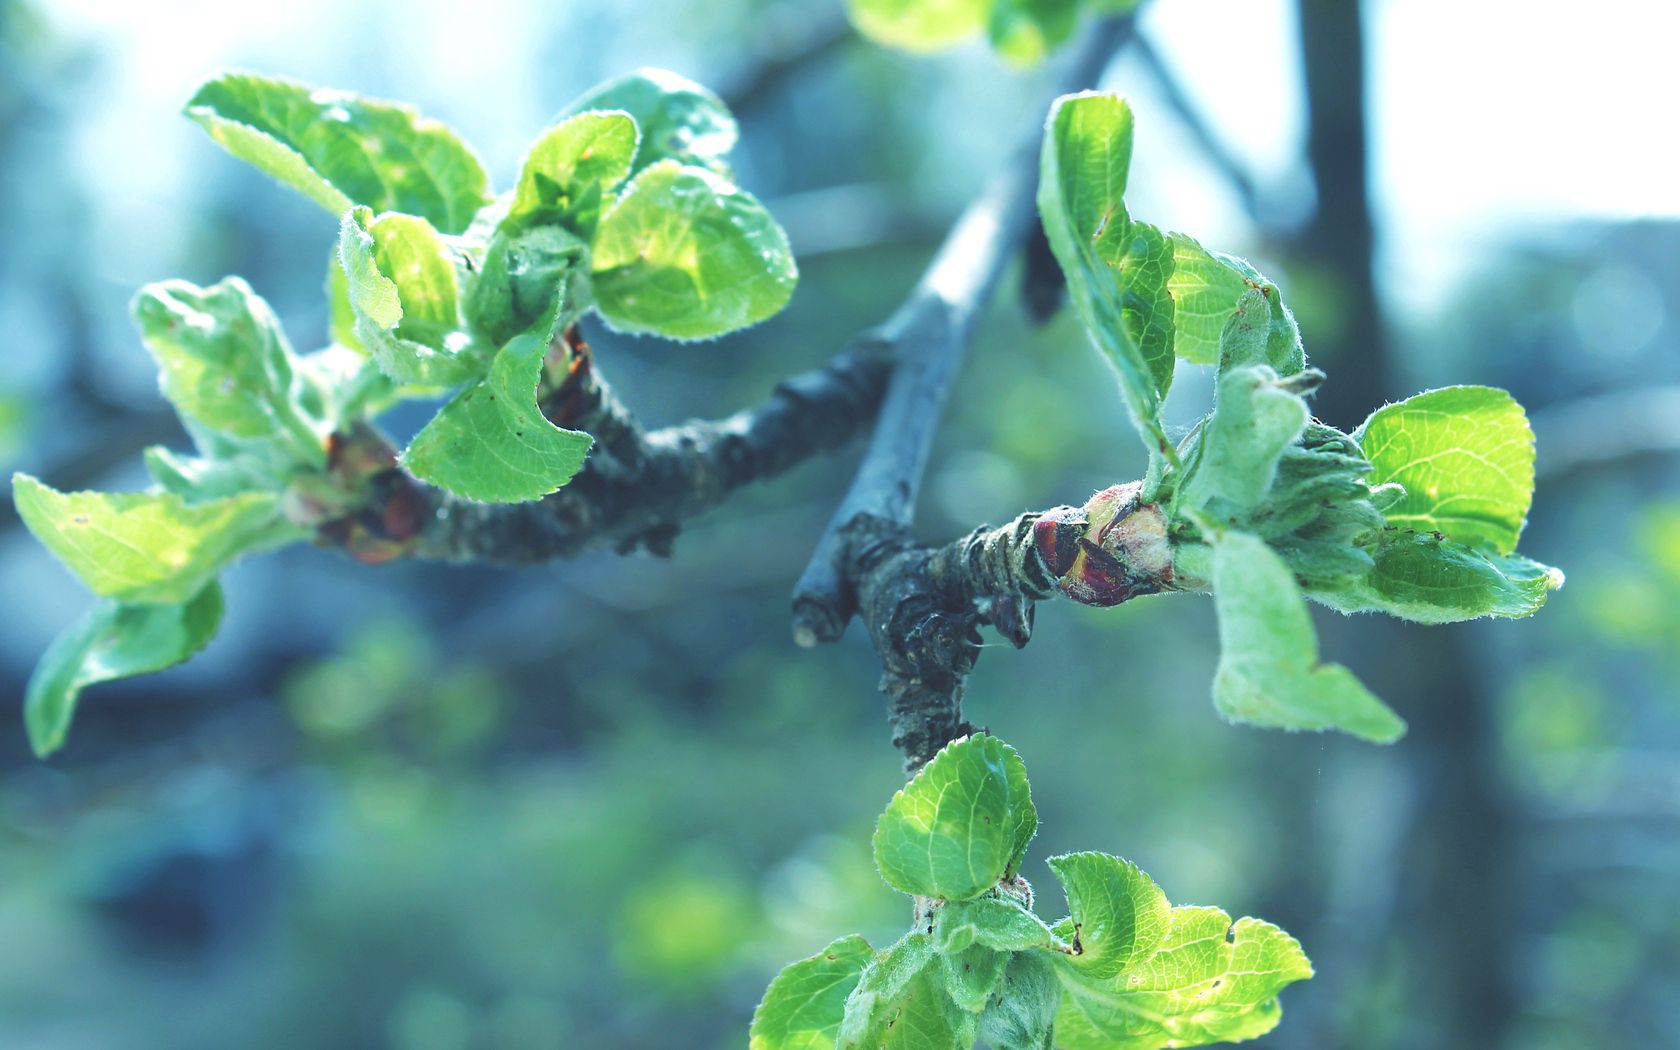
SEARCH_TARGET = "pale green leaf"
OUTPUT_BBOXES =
[988,0,1078,66]
[977,952,1060,1050]
[132,277,322,465]
[1039,92,1173,455]
[1215,284,1306,376]
[1211,530,1405,743]
[1179,365,1310,512]
[591,160,797,341]
[466,224,589,348]
[1047,852,1171,981]
[847,0,989,53]
[1055,905,1313,1050]
[24,583,224,757]
[401,316,592,503]
[506,110,638,235]
[941,943,1009,1013]
[1356,385,1535,555]
[872,735,1033,901]
[186,71,490,233]
[845,967,978,1050]
[12,474,296,603]
[1319,530,1564,623]
[837,933,936,1049]
[559,68,736,175]
[936,896,1060,954]
[338,207,480,386]
[750,934,874,1050]
[1165,233,1253,366]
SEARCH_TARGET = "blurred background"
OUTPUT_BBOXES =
[1,0,1676,1047]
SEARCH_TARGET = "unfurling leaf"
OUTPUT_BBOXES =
[186,72,490,233]
[1165,232,1253,366]
[12,474,297,604]
[750,934,874,1050]
[1322,530,1564,623]
[401,314,592,504]
[1210,530,1405,743]
[1046,852,1171,980]
[25,583,225,757]
[1054,904,1313,1050]
[1356,385,1535,555]
[977,952,1060,1050]
[559,68,737,175]
[591,160,797,341]
[506,110,639,236]
[936,896,1060,954]
[132,277,323,465]
[338,207,480,386]
[872,735,1035,901]
[1179,364,1311,512]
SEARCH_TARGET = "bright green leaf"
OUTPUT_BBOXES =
[1211,530,1406,743]
[843,963,977,1050]
[186,72,490,233]
[132,277,322,465]
[591,160,797,341]
[1039,92,1174,455]
[750,934,874,1050]
[338,207,480,386]
[847,0,989,53]
[506,110,639,235]
[24,583,224,757]
[872,735,1033,901]
[1166,233,1253,366]
[400,316,593,503]
[1356,385,1535,555]
[837,933,936,1048]
[1055,905,1313,1050]
[559,68,736,175]
[12,474,295,603]
[1047,852,1171,981]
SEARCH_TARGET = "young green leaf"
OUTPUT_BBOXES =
[872,735,1034,901]
[936,896,1060,954]
[401,316,593,503]
[988,0,1079,66]
[12,474,295,603]
[1210,530,1406,743]
[847,0,990,53]
[559,68,737,175]
[941,943,1009,1013]
[338,207,480,386]
[976,952,1060,1050]
[1046,852,1171,980]
[24,583,224,757]
[506,110,639,235]
[186,72,490,233]
[1320,530,1564,623]
[591,160,797,341]
[837,933,936,1048]
[750,934,875,1050]
[1038,92,1174,455]
[844,966,978,1050]
[1054,905,1313,1050]
[1179,365,1310,512]
[1165,233,1253,366]
[132,277,323,465]
[1355,385,1535,554]
[1215,284,1307,377]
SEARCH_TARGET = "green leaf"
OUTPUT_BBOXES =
[1038,92,1174,455]
[506,110,639,235]
[988,0,1078,66]
[1210,530,1405,743]
[559,68,736,175]
[1320,530,1564,624]
[1055,905,1313,1050]
[186,71,490,233]
[1047,853,1172,981]
[847,0,989,53]
[977,952,1060,1050]
[936,896,1060,954]
[837,934,936,1048]
[751,934,875,1050]
[24,583,224,757]
[1179,365,1310,512]
[872,735,1034,901]
[338,207,480,386]
[591,160,797,341]
[132,277,323,465]
[401,314,593,503]
[842,954,978,1050]
[1355,385,1535,555]
[12,474,295,603]
[941,943,1009,1013]
[1215,285,1306,376]
[1165,233,1253,366]
[466,224,590,348]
